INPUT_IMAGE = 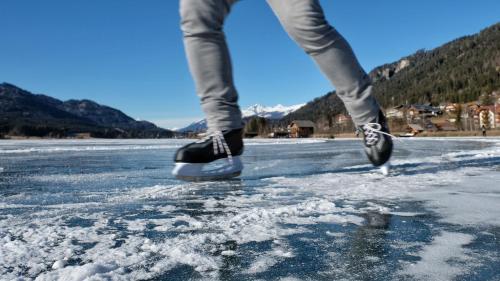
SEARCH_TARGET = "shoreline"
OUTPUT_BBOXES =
[2,134,500,141]
[323,130,500,139]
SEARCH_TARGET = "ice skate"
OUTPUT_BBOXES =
[172,129,244,181]
[359,111,394,175]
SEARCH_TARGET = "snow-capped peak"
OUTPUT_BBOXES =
[177,103,304,133]
[242,103,305,119]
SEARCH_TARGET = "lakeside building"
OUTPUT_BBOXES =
[289,120,315,138]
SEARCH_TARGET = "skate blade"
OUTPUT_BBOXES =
[172,156,243,182]
[175,171,241,182]
[379,162,391,176]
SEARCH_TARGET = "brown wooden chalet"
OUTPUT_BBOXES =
[289,120,315,138]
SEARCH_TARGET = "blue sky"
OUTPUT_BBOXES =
[1,1,499,129]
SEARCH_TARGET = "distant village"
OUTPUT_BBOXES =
[251,91,500,138]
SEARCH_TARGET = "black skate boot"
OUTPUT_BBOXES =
[172,129,244,181]
[359,111,394,175]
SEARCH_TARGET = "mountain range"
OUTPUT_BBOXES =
[177,103,305,133]
[2,23,498,138]
[0,83,173,138]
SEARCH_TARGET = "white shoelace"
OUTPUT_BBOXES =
[197,131,233,163]
[362,123,397,146]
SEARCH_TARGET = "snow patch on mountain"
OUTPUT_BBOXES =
[241,104,305,119]
[177,103,304,133]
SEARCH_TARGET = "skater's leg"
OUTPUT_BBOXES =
[266,0,379,126]
[267,0,393,169]
[175,0,244,181]
[180,0,243,132]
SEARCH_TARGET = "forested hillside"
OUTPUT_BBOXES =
[372,22,500,106]
[0,83,173,138]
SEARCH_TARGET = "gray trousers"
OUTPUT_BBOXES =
[180,0,380,131]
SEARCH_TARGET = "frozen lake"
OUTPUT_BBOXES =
[1,138,499,281]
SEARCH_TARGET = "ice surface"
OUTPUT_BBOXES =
[0,138,499,280]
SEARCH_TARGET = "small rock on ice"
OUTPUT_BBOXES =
[52,260,67,269]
